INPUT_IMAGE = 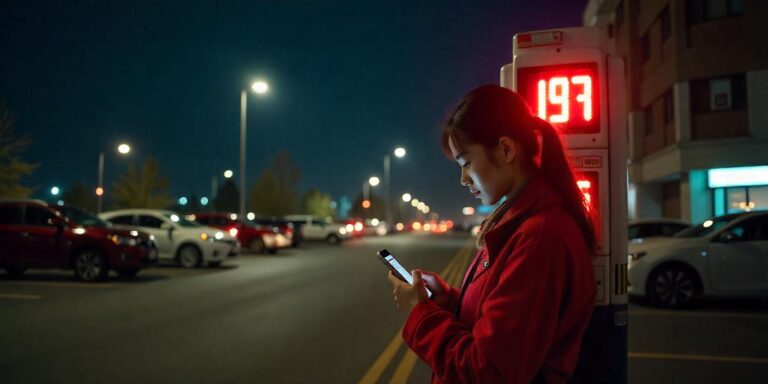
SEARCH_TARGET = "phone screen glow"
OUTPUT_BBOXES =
[384,254,432,298]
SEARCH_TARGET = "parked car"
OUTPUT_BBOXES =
[0,199,157,281]
[99,209,239,268]
[191,212,289,254]
[628,218,691,241]
[251,217,302,248]
[628,211,768,308]
[283,214,348,245]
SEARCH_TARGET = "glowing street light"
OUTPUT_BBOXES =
[224,170,234,178]
[402,193,412,202]
[240,79,270,223]
[50,186,60,196]
[369,176,380,186]
[394,147,406,158]
[97,143,132,213]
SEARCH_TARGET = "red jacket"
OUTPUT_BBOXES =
[403,177,596,383]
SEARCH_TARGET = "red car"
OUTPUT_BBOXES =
[0,199,158,281]
[191,212,290,254]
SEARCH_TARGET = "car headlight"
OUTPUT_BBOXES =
[110,234,138,247]
[339,228,347,235]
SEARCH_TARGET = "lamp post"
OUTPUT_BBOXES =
[240,80,269,223]
[97,143,131,213]
[384,147,406,227]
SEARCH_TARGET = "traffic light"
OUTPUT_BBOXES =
[502,27,628,384]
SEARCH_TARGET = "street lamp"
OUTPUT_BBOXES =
[383,146,406,226]
[402,193,412,202]
[363,176,380,213]
[50,186,60,196]
[97,143,131,213]
[240,79,269,223]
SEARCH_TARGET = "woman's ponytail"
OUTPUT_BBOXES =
[533,117,597,252]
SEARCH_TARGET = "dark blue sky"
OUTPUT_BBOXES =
[1,0,586,220]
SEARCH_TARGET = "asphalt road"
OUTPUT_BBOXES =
[1,232,767,383]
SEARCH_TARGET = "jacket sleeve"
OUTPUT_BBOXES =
[402,224,567,383]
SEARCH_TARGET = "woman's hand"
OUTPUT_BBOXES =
[387,270,429,312]
[418,270,453,310]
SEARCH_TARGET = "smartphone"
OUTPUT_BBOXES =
[377,248,432,298]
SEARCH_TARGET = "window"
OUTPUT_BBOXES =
[664,91,674,124]
[0,205,23,225]
[660,224,689,236]
[644,106,654,136]
[24,206,57,227]
[723,215,768,242]
[661,6,671,41]
[138,215,164,229]
[690,74,747,113]
[640,32,650,62]
[109,215,135,226]
[721,186,768,214]
[688,0,744,24]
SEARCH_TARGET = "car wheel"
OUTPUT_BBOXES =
[73,248,109,282]
[177,244,202,268]
[4,265,26,279]
[326,234,340,245]
[117,268,141,278]
[647,265,700,308]
[248,238,265,254]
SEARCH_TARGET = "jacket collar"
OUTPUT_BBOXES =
[484,175,562,257]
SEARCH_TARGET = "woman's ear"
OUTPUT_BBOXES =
[497,137,518,163]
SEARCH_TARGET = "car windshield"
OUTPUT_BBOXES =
[58,206,108,228]
[164,213,201,228]
[674,214,740,238]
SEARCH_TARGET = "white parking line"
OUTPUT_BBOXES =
[630,309,768,318]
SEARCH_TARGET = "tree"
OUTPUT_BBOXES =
[214,179,240,212]
[302,189,335,217]
[62,182,97,212]
[0,104,38,198]
[110,156,173,209]
[250,151,301,215]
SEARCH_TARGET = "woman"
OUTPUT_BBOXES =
[387,85,596,383]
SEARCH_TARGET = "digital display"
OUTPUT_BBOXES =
[382,253,432,298]
[517,62,599,134]
[575,171,599,214]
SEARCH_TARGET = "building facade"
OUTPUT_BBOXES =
[583,0,768,223]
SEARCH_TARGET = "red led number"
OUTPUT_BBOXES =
[536,76,592,123]
[517,63,599,134]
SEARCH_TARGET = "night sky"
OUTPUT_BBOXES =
[1,0,587,221]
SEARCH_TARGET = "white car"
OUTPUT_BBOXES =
[283,215,348,245]
[628,218,691,241]
[100,209,240,267]
[628,211,768,308]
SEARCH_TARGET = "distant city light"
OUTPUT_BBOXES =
[402,193,412,202]
[362,200,371,209]
[369,176,380,187]
[395,223,404,231]
[251,80,269,94]
[394,147,406,158]
[230,213,237,220]
[57,200,64,206]
[247,212,256,221]
[200,197,209,206]
[462,207,475,215]
[224,170,234,178]
[330,201,338,209]
[178,197,188,206]
[117,143,131,154]
[411,199,419,207]
[50,186,60,196]
[95,187,104,196]
[371,218,380,226]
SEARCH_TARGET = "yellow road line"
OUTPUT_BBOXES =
[629,352,768,364]
[389,350,420,384]
[0,293,41,300]
[359,328,406,384]
[358,238,475,384]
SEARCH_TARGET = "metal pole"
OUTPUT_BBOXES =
[240,90,247,221]
[97,151,104,213]
[211,176,217,206]
[384,154,390,228]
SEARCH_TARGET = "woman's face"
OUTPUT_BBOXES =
[448,136,512,206]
